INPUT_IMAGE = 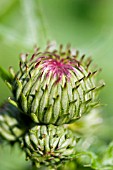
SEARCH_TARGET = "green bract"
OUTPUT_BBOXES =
[0,102,26,141]
[6,45,104,125]
[21,124,77,168]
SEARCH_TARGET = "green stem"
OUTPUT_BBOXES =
[21,0,48,46]
[37,0,48,40]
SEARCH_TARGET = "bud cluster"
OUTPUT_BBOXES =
[0,43,104,168]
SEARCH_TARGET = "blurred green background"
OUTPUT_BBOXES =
[0,0,113,169]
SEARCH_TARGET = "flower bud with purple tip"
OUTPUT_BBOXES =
[7,44,104,125]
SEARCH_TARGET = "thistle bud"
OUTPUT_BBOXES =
[8,44,104,125]
[21,124,77,168]
[0,102,27,142]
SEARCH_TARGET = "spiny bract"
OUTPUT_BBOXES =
[21,124,77,168]
[7,44,104,125]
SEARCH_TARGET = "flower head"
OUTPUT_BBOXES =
[21,124,77,168]
[7,44,104,125]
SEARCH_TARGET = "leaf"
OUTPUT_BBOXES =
[101,142,113,167]
[0,66,11,82]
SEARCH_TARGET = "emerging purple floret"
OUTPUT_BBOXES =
[34,54,82,83]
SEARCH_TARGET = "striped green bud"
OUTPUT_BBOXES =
[0,102,28,142]
[21,124,77,168]
[7,44,104,125]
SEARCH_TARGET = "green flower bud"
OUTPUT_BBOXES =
[21,124,77,168]
[0,102,28,142]
[7,44,104,125]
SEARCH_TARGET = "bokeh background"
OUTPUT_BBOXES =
[0,0,113,169]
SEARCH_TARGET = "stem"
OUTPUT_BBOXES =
[21,0,39,45]
[37,0,48,40]
[20,0,48,46]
